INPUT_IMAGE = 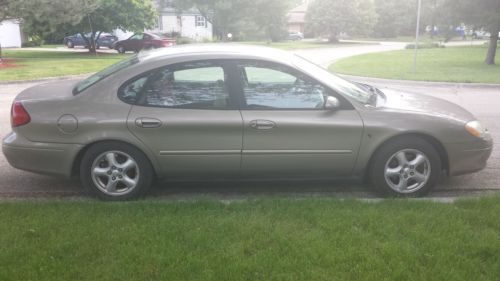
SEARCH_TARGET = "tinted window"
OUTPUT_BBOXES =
[130,34,143,40]
[119,62,229,109]
[240,62,327,109]
[74,55,139,95]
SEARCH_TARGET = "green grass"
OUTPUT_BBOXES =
[0,50,129,81]
[241,40,363,50]
[1,197,500,281]
[330,45,500,83]
[347,35,474,43]
[30,44,64,49]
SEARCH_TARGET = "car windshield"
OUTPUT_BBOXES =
[73,55,140,95]
[292,55,372,104]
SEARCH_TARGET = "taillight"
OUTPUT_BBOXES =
[11,101,31,127]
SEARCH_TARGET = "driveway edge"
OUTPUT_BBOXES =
[340,74,500,89]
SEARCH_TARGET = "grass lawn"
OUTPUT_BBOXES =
[0,41,358,81]
[347,35,470,43]
[330,45,500,83]
[0,50,128,81]
[30,44,64,49]
[1,197,500,281]
[241,40,364,50]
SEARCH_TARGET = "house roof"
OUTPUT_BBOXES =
[289,2,309,13]
[287,1,310,24]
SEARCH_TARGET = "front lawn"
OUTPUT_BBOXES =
[0,50,128,81]
[330,45,500,83]
[1,197,500,281]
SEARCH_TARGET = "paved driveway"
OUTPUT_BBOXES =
[0,43,498,199]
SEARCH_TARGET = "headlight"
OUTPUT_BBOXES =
[465,120,487,138]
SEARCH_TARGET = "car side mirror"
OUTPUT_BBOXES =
[324,96,340,110]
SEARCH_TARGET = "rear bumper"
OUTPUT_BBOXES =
[446,137,493,176]
[2,132,83,178]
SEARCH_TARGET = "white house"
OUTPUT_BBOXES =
[0,19,22,48]
[149,5,213,41]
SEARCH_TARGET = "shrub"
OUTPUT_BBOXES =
[405,42,445,49]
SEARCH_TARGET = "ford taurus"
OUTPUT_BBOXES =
[2,45,493,200]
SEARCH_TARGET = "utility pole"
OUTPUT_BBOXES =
[412,0,422,73]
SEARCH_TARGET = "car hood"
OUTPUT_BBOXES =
[377,88,475,124]
[15,79,80,102]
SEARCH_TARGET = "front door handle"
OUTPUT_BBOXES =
[249,119,276,130]
[135,117,162,128]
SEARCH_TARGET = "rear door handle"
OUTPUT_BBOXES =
[135,117,162,128]
[249,119,276,130]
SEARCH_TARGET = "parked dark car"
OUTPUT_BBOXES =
[63,32,118,49]
[112,32,176,53]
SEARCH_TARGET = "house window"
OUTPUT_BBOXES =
[195,15,206,27]
[157,16,163,31]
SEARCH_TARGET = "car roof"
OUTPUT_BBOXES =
[137,44,297,66]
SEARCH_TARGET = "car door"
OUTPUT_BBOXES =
[142,33,154,49]
[127,33,143,51]
[124,60,243,178]
[234,60,364,177]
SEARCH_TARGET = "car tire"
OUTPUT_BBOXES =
[80,142,154,201]
[117,46,125,54]
[66,40,74,48]
[369,136,441,197]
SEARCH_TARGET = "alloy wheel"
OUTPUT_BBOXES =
[384,149,431,193]
[91,151,140,196]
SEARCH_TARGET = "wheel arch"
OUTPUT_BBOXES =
[71,139,159,179]
[364,132,449,181]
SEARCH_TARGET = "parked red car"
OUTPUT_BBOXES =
[113,32,176,53]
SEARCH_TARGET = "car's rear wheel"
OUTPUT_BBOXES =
[66,40,74,48]
[80,142,153,201]
[369,137,441,197]
[117,46,125,53]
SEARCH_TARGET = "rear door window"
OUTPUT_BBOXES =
[119,61,230,109]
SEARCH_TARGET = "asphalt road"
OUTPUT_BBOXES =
[0,42,498,199]
[1,77,499,199]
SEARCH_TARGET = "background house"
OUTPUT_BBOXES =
[148,5,212,41]
[287,1,311,34]
[0,19,22,48]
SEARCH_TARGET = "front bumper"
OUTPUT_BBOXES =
[2,132,83,178]
[446,137,493,176]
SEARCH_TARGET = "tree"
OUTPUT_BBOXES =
[250,0,291,42]
[373,0,415,38]
[166,0,292,41]
[444,0,500,64]
[69,0,157,53]
[2,0,156,53]
[305,0,377,42]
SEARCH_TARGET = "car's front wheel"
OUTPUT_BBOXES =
[117,46,125,53]
[66,40,74,48]
[369,137,441,197]
[80,142,153,200]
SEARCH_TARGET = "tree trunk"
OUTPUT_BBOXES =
[88,31,97,54]
[79,32,96,54]
[485,28,499,65]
